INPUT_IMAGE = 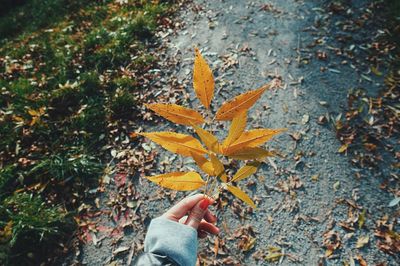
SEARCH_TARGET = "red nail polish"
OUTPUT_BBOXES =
[199,199,210,210]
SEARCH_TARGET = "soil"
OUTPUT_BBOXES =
[63,0,399,265]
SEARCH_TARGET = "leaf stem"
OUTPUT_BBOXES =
[208,176,219,199]
[204,174,211,196]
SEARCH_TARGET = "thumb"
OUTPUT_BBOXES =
[185,198,212,229]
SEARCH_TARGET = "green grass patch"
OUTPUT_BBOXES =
[0,0,176,264]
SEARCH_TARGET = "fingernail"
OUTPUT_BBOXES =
[199,199,210,210]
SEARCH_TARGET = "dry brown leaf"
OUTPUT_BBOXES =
[356,254,368,266]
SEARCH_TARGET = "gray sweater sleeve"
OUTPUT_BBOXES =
[143,217,198,266]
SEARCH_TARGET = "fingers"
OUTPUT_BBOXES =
[179,210,217,224]
[198,221,220,235]
[163,194,206,221]
[203,209,217,224]
[185,198,214,229]
[179,216,220,238]
[198,231,207,238]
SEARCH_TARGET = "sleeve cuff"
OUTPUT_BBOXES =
[144,217,198,266]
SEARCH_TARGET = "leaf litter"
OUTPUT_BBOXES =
[66,0,400,265]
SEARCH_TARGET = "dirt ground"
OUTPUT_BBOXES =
[63,0,399,265]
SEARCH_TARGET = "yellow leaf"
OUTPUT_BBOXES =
[146,171,206,191]
[241,237,256,251]
[210,153,227,182]
[358,209,366,229]
[325,249,333,257]
[370,66,382,76]
[338,144,348,153]
[222,111,247,149]
[12,115,24,122]
[227,147,274,160]
[29,117,39,126]
[138,132,207,157]
[38,107,46,115]
[193,47,214,109]
[28,109,39,116]
[215,84,271,121]
[225,128,285,154]
[231,162,260,182]
[0,221,12,242]
[191,152,215,176]
[226,184,256,208]
[191,124,220,154]
[146,103,205,125]
[265,252,284,262]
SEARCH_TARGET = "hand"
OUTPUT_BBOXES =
[162,194,220,238]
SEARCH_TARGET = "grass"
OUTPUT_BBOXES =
[0,0,176,264]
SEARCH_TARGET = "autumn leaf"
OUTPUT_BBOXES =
[191,152,215,176]
[241,237,256,252]
[146,103,205,125]
[226,184,256,208]
[224,128,285,154]
[222,111,247,149]
[227,147,274,160]
[28,107,46,126]
[137,132,207,157]
[358,209,366,229]
[193,47,214,109]
[146,171,206,191]
[265,247,284,262]
[215,84,270,121]
[135,49,286,210]
[210,153,227,182]
[338,144,348,153]
[356,235,369,248]
[191,123,220,154]
[356,255,368,266]
[231,162,260,182]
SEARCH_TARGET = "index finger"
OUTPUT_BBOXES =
[163,194,211,221]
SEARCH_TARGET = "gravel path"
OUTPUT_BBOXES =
[65,1,399,265]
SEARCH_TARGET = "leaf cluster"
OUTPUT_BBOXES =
[136,48,285,208]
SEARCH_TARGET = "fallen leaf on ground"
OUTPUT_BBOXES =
[356,235,369,248]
